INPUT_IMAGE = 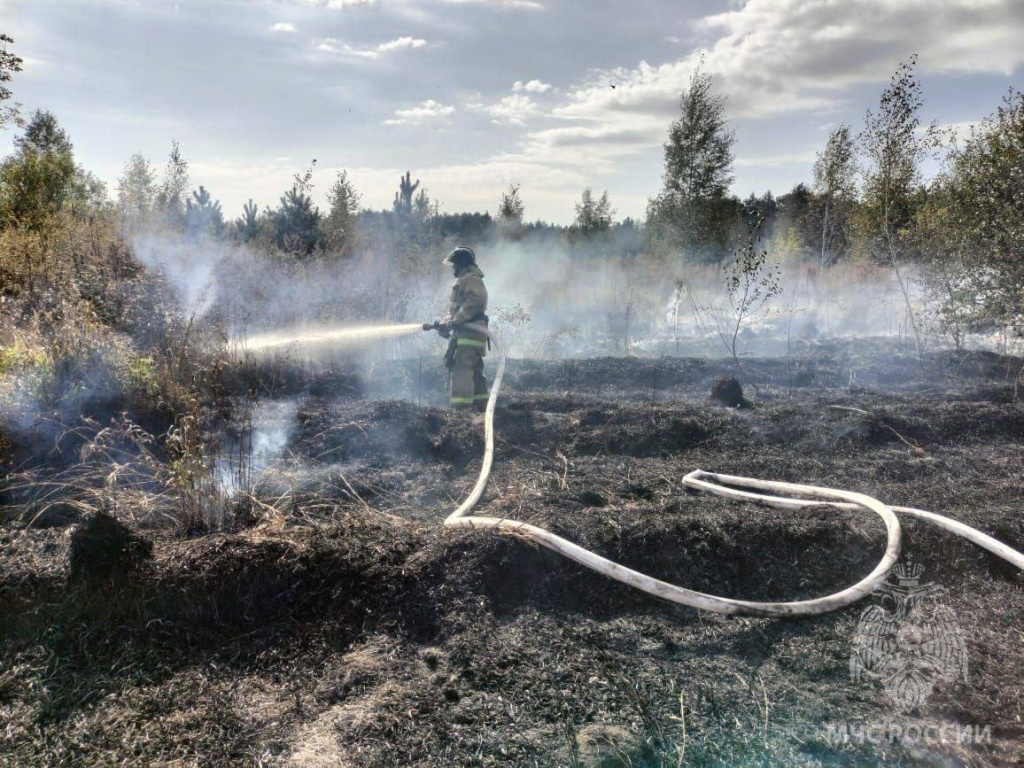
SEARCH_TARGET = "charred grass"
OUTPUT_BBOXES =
[2,343,1023,767]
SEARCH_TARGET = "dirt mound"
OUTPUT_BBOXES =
[69,511,153,584]
[709,376,751,408]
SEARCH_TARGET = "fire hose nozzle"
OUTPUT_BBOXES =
[423,320,450,334]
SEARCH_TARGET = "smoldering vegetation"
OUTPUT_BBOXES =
[3,350,1023,767]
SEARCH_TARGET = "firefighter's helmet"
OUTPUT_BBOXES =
[443,246,477,266]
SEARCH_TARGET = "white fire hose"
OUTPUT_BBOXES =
[444,324,1024,616]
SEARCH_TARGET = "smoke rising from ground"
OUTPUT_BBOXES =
[136,226,937,368]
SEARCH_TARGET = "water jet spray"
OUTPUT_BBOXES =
[238,323,424,352]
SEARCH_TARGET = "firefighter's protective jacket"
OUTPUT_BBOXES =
[445,264,488,345]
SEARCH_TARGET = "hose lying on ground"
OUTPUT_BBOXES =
[444,323,1024,616]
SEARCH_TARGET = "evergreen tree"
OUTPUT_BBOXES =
[496,183,525,240]
[393,171,419,216]
[235,199,260,243]
[0,110,77,230]
[272,187,320,255]
[155,140,189,228]
[772,184,816,261]
[15,110,71,154]
[184,185,224,236]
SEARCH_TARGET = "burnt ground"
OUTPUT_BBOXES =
[2,340,1023,767]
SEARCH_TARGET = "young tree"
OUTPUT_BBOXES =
[812,125,856,266]
[272,187,320,255]
[413,187,436,221]
[859,56,937,357]
[155,140,189,228]
[571,188,614,240]
[323,170,361,253]
[266,160,322,254]
[0,34,23,130]
[117,153,156,232]
[772,183,816,261]
[914,187,975,350]
[15,110,71,154]
[184,185,225,237]
[719,223,781,375]
[647,66,736,262]
[235,199,260,243]
[496,183,525,239]
[393,171,419,216]
[0,110,77,230]
[925,90,1024,338]
[741,191,778,232]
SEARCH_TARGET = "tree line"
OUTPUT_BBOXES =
[1,33,1022,343]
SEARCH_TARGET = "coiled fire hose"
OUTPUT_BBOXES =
[444,323,1024,616]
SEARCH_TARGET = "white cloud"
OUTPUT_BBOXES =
[435,0,543,9]
[318,36,428,59]
[294,0,377,8]
[698,0,1024,81]
[384,99,455,125]
[512,79,552,94]
[735,151,818,168]
[932,120,977,146]
[503,0,1024,177]
[269,22,296,32]
[376,36,428,53]
[486,94,539,125]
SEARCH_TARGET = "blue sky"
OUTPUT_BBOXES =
[2,0,1022,223]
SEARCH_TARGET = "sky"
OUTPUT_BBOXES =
[1,0,1023,224]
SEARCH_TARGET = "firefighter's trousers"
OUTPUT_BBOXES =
[447,338,488,410]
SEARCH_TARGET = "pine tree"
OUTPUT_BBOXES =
[236,199,260,243]
[393,171,419,216]
[413,188,435,221]
[0,111,77,230]
[497,183,525,239]
[155,140,189,228]
[185,185,224,236]
[273,187,320,255]
[14,110,71,154]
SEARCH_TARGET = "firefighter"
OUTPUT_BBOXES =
[436,246,489,411]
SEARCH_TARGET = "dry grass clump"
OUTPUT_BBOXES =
[0,212,243,534]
